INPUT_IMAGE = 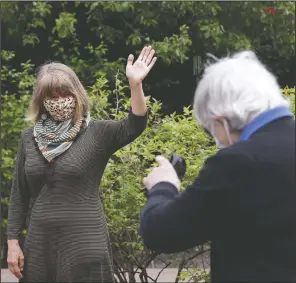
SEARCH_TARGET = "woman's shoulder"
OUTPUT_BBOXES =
[14,126,34,151]
[21,126,34,139]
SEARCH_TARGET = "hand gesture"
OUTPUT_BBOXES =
[143,156,181,190]
[7,240,24,279]
[126,46,157,85]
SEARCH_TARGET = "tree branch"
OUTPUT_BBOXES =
[155,261,172,282]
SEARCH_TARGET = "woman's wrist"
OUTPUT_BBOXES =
[129,79,142,90]
[129,80,147,116]
[8,239,19,246]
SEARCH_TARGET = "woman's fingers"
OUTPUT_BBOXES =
[146,49,155,65]
[148,57,157,70]
[13,264,23,279]
[142,46,152,63]
[7,245,24,279]
[19,252,25,271]
[8,256,23,279]
[138,46,147,61]
[136,45,156,66]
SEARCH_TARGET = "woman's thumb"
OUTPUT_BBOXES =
[127,54,134,65]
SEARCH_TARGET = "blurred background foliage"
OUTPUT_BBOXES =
[1,1,295,112]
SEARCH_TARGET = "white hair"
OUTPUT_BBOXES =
[193,50,290,131]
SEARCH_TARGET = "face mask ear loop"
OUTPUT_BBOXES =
[223,119,233,145]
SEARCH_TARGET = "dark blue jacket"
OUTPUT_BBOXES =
[140,107,296,282]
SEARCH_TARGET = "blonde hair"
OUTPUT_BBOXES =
[27,62,90,123]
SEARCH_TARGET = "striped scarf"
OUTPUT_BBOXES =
[34,113,90,162]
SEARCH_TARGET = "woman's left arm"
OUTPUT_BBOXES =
[126,45,156,116]
[100,46,157,153]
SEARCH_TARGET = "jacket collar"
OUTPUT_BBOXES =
[240,106,293,141]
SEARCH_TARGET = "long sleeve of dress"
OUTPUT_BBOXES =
[7,132,30,240]
[96,108,148,155]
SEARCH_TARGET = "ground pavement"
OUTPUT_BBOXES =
[1,268,192,282]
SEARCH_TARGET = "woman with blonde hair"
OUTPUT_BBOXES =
[7,46,157,282]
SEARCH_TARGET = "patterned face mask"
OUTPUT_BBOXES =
[44,96,76,121]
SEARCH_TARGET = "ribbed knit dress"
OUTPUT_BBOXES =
[7,111,147,282]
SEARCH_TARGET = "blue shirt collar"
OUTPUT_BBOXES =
[240,106,293,141]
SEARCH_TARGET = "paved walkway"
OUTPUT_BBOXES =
[1,268,189,282]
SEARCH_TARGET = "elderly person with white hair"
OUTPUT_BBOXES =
[139,51,296,282]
